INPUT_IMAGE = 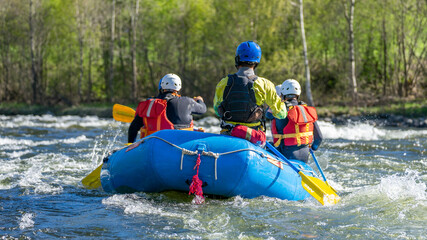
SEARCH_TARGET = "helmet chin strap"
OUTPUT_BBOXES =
[284,94,299,100]
[161,89,177,94]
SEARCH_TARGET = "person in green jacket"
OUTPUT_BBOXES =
[213,41,287,142]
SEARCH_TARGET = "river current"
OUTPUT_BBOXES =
[0,114,426,239]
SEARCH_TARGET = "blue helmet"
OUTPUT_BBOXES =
[235,41,262,64]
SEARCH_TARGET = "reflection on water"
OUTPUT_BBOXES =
[0,114,426,239]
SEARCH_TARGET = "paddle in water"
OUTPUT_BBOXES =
[266,142,340,205]
[81,164,102,189]
[310,148,338,194]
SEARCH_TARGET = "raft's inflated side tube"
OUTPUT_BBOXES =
[100,130,314,201]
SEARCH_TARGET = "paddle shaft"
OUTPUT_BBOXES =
[309,148,327,182]
[265,142,300,174]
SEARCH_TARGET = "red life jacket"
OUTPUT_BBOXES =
[271,105,318,147]
[136,98,194,138]
[230,125,266,146]
[136,99,174,138]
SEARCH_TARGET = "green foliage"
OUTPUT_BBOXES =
[0,0,425,108]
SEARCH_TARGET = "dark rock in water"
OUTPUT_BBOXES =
[404,118,413,125]
[327,114,426,128]
[332,116,347,125]
[323,117,332,123]
[420,119,426,127]
[349,116,360,122]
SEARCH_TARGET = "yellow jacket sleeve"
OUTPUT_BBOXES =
[253,77,287,119]
[213,76,229,117]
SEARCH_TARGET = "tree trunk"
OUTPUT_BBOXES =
[117,16,127,89]
[29,0,38,104]
[382,14,388,96]
[143,47,156,92]
[76,0,84,103]
[346,0,358,106]
[1,44,10,101]
[298,0,314,106]
[130,0,139,102]
[107,0,116,103]
[400,5,408,97]
[87,47,93,102]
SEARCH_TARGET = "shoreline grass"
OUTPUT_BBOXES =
[1,100,426,119]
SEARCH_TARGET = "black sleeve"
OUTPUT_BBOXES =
[265,108,274,120]
[128,115,144,143]
[191,99,207,115]
[311,121,323,151]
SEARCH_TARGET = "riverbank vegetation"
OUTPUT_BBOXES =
[1,99,426,119]
[0,0,425,110]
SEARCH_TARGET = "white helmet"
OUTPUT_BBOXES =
[275,84,282,96]
[160,73,182,91]
[280,79,301,96]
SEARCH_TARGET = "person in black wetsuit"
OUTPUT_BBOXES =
[128,73,206,143]
[268,79,323,163]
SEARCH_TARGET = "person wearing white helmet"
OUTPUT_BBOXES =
[268,79,323,163]
[213,41,287,145]
[128,73,206,143]
[159,73,182,92]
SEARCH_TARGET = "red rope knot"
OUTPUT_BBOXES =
[193,155,201,171]
[189,153,205,204]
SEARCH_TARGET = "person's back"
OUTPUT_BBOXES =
[128,73,206,143]
[269,79,323,163]
[160,92,206,130]
[213,41,287,145]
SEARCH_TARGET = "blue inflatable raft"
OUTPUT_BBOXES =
[100,130,317,201]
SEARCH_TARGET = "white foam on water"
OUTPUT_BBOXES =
[16,153,71,194]
[230,196,250,208]
[0,137,36,147]
[194,116,221,134]
[194,116,220,127]
[102,194,235,239]
[102,194,186,219]
[347,170,426,205]
[377,170,426,201]
[0,148,91,192]
[19,213,35,229]
[0,114,117,129]
[6,150,33,158]
[318,121,427,141]
[0,135,90,148]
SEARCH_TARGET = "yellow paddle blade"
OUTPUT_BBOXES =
[299,172,341,206]
[81,164,103,189]
[112,104,136,123]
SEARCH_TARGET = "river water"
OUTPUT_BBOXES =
[0,114,426,239]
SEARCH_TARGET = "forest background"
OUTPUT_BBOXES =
[0,0,425,117]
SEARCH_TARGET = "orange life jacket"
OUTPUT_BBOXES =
[136,98,193,138]
[271,105,318,147]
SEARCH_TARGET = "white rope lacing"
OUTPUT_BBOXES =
[140,136,313,180]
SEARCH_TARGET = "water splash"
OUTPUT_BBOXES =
[0,114,116,129]
[318,121,427,141]
[377,170,426,201]
[102,194,186,218]
[19,213,35,229]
